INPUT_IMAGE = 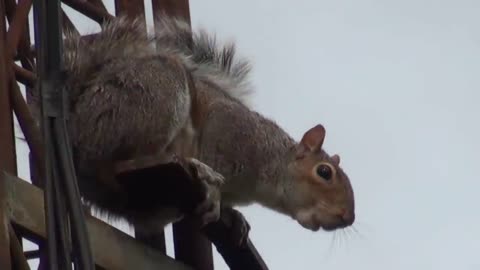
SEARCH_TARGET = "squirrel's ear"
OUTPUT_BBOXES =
[332,154,340,165]
[297,125,325,156]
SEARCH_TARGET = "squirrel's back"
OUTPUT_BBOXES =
[61,15,252,104]
[34,15,255,220]
[58,14,255,163]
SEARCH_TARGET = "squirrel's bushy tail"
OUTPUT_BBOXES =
[153,15,252,102]
[57,14,252,105]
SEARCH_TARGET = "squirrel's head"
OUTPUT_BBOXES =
[286,124,355,232]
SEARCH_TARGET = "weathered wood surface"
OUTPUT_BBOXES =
[1,172,194,270]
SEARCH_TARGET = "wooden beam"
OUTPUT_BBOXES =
[2,173,194,270]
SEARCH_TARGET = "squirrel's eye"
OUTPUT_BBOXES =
[316,164,333,181]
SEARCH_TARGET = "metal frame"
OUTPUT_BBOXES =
[0,1,270,269]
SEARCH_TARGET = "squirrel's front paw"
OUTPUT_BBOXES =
[186,158,224,226]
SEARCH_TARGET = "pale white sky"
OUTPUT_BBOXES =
[16,0,480,269]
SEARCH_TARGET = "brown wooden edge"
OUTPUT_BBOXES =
[1,172,194,270]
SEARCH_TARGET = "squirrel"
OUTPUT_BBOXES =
[32,15,355,241]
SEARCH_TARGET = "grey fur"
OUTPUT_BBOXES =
[153,15,253,102]
[31,14,354,232]
[48,15,254,225]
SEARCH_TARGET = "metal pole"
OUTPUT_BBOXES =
[0,0,18,179]
[33,0,94,269]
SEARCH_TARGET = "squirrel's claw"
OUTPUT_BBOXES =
[186,158,224,226]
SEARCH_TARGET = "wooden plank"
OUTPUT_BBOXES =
[2,173,194,270]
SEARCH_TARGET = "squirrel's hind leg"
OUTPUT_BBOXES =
[113,153,224,229]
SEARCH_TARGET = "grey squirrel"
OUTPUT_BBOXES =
[33,15,355,238]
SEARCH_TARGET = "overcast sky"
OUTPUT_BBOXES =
[17,0,480,269]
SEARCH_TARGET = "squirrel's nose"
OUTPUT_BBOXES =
[339,208,355,225]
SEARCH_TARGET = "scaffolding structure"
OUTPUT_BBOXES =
[0,1,269,269]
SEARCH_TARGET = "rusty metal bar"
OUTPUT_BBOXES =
[0,5,14,252]
[61,0,114,24]
[0,0,18,179]
[152,0,191,24]
[114,0,146,33]
[9,223,31,270]
[5,0,35,71]
[5,0,35,95]
[204,223,269,270]
[14,65,36,88]
[4,0,46,265]
[115,0,145,19]
[16,20,35,74]
[0,17,18,270]
[11,0,40,143]
[16,26,36,112]
[6,0,33,58]
[5,0,36,121]
[3,0,45,189]
[10,80,46,187]
[4,0,15,21]
[173,220,214,270]
[3,173,195,270]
